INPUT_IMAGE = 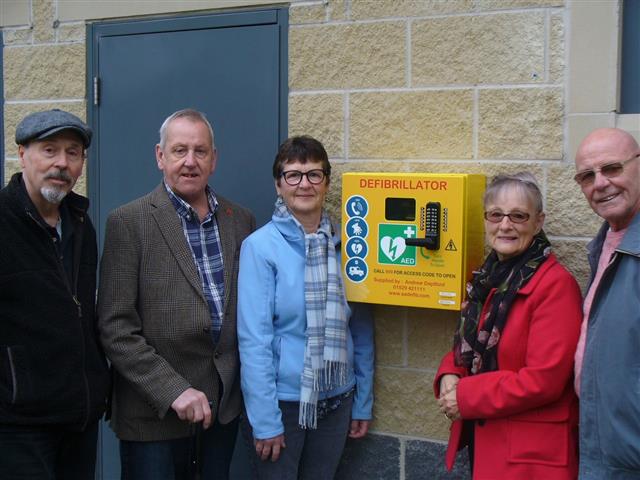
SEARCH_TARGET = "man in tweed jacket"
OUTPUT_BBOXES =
[98,109,255,479]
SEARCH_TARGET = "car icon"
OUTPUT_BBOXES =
[348,265,365,277]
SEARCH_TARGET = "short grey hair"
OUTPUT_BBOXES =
[484,172,544,213]
[158,109,215,150]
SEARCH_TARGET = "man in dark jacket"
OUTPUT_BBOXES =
[0,109,110,479]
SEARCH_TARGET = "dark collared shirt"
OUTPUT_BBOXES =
[164,182,225,342]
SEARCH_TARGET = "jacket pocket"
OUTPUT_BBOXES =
[507,418,569,467]
[0,346,31,405]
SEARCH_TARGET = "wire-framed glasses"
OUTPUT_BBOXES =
[574,154,640,187]
[484,210,531,224]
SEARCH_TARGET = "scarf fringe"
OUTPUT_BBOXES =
[299,399,318,430]
[312,360,349,391]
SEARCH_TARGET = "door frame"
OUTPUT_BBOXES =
[1,41,4,186]
[85,6,289,225]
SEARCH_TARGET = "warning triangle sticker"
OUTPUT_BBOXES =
[445,239,457,251]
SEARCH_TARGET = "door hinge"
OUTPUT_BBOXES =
[93,77,100,106]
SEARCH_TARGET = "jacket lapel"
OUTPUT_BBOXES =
[149,184,206,303]
[214,196,237,312]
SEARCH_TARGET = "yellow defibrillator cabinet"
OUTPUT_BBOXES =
[341,173,485,310]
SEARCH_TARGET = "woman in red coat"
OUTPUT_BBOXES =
[435,173,582,479]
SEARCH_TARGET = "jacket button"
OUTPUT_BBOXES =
[203,326,211,334]
[214,351,220,359]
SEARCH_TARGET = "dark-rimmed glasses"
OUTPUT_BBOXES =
[574,154,640,187]
[484,211,530,224]
[281,169,327,186]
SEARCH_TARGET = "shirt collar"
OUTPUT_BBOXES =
[163,181,218,220]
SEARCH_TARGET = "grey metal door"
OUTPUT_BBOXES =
[88,8,288,239]
[88,8,288,479]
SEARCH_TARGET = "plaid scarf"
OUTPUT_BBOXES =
[453,231,551,374]
[273,197,349,429]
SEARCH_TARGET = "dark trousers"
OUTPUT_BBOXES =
[120,416,239,480]
[242,392,353,480]
[0,420,99,480]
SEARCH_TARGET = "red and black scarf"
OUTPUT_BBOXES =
[453,231,551,374]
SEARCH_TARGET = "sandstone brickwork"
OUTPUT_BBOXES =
[412,12,545,86]
[288,0,587,449]
[289,22,406,89]
[2,0,87,195]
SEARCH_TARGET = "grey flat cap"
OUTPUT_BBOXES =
[15,109,92,148]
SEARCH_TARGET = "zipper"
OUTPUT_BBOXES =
[71,211,91,430]
[26,209,91,428]
[26,211,74,294]
[6,347,18,404]
[588,251,621,326]
[72,295,82,318]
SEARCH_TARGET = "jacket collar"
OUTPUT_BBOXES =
[148,184,206,303]
[8,172,89,221]
[587,210,640,261]
[147,183,240,311]
[514,253,558,296]
[271,203,306,243]
[270,203,340,254]
[617,211,640,256]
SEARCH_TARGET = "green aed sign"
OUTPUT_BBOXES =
[377,224,417,266]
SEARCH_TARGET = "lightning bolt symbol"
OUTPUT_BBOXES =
[389,242,399,259]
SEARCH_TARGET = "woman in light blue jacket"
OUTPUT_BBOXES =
[237,136,374,479]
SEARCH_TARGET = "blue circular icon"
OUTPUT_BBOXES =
[345,258,368,283]
[345,217,368,239]
[345,196,368,218]
[346,237,368,259]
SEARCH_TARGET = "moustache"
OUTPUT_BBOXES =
[44,171,73,184]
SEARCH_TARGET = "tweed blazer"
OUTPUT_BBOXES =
[98,183,255,441]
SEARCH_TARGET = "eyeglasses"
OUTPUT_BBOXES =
[281,169,327,186]
[574,154,640,187]
[484,211,530,224]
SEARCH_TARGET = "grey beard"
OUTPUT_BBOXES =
[41,186,68,205]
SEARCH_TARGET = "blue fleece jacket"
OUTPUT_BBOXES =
[237,212,374,440]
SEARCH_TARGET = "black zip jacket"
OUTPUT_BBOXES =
[0,173,110,429]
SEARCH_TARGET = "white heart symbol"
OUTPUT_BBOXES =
[380,236,406,261]
[351,243,363,255]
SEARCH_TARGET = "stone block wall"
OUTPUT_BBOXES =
[1,0,618,478]
[2,0,87,194]
[287,1,600,477]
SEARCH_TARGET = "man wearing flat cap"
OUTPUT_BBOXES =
[0,109,110,479]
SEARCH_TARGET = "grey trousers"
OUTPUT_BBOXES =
[243,391,353,480]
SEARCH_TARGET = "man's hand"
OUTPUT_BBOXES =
[171,387,212,429]
[254,435,286,462]
[348,419,370,439]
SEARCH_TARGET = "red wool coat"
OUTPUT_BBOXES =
[434,254,582,480]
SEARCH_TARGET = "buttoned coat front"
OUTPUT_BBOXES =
[98,184,255,441]
[435,254,582,480]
